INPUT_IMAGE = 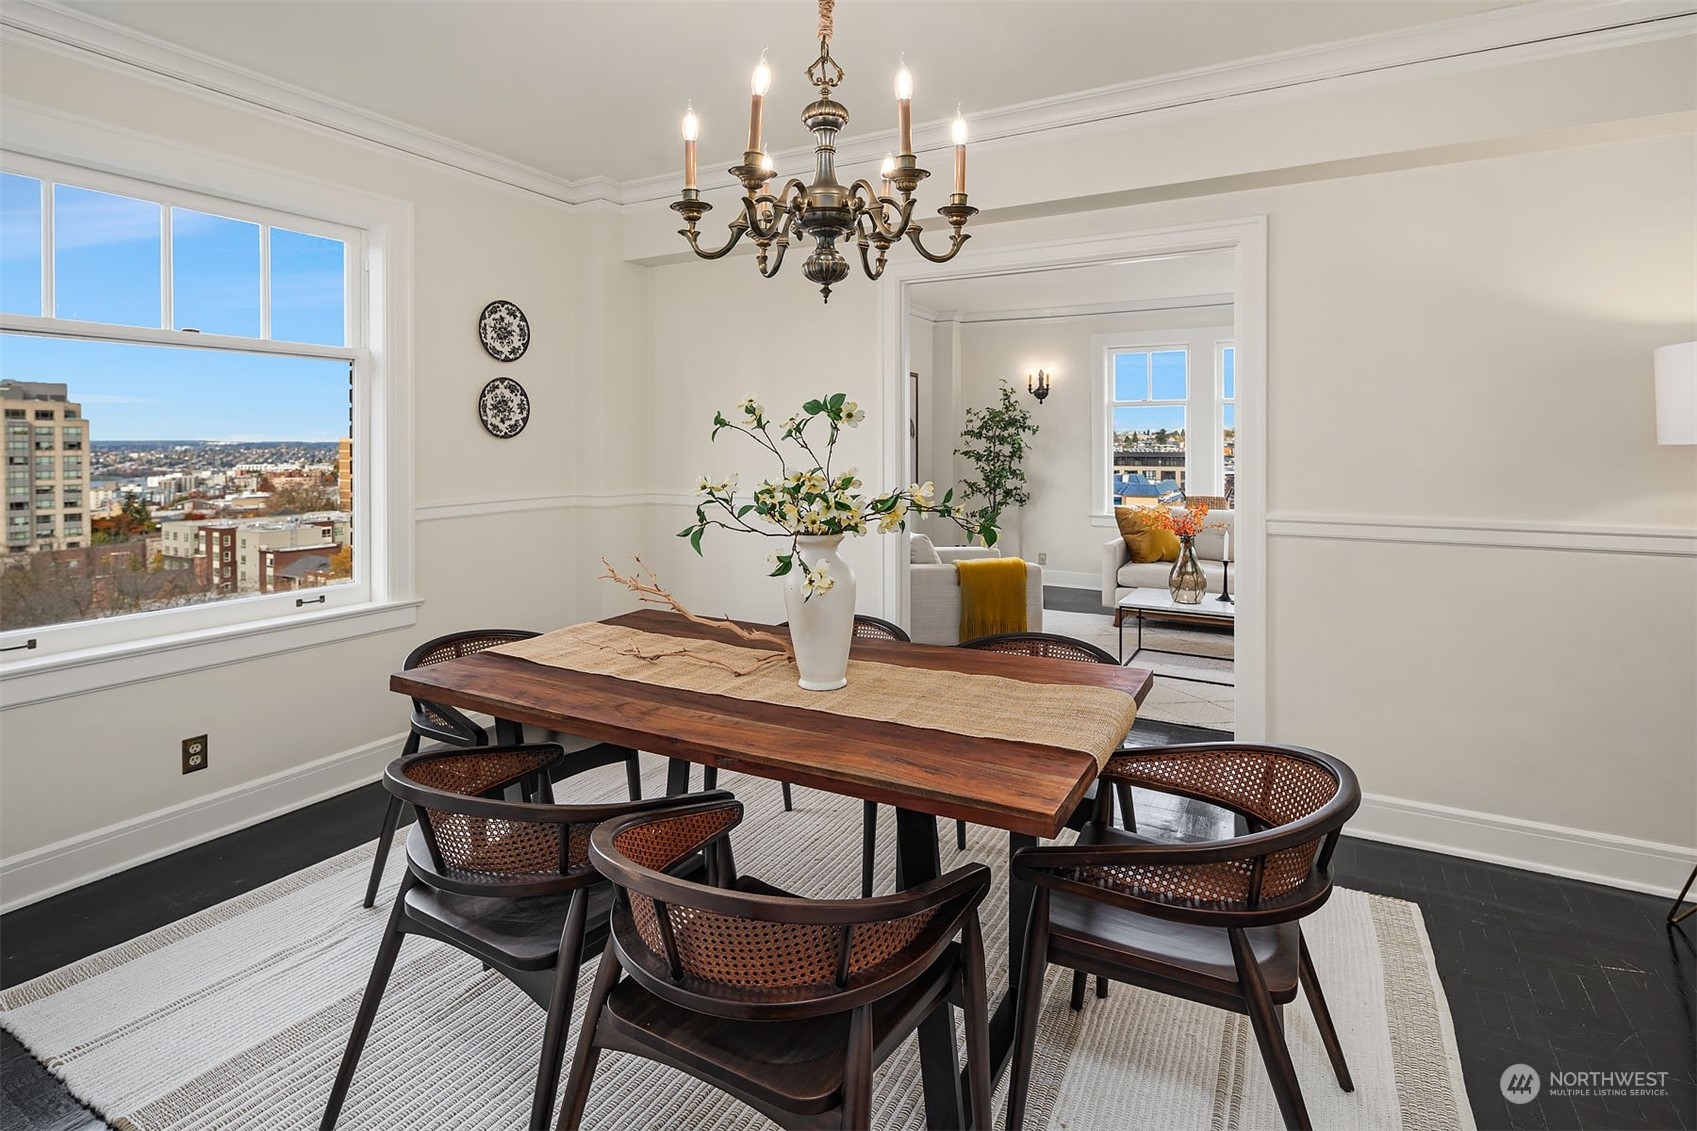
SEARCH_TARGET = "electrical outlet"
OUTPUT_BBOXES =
[1037,552,1048,565]
[182,735,209,774]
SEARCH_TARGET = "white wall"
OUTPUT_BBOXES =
[0,41,584,890]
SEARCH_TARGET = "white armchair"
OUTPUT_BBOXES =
[909,539,1044,645]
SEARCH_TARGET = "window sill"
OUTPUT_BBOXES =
[0,598,420,709]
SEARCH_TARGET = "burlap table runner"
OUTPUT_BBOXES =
[489,622,1137,768]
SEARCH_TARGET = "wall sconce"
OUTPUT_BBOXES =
[1027,370,1051,404]
[1655,341,1695,445]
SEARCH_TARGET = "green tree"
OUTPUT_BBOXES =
[954,381,1039,534]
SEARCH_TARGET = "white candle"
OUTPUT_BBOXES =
[681,105,699,191]
[895,63,913,154]
[748,53,771,154]
[951,112,968,194]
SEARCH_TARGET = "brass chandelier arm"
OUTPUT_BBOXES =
[904,223,972,264]
[755,213,798,278]
[846,178,917,242]
[679,215,751,260]
[854,232,891,281]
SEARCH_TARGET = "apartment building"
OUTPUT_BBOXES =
[2,381,90,554]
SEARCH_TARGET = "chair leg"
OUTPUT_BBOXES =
[861,800,878,898]
[528,889,588,1131]
[841,1004,875,1131]
[624,751,642,801]
[1069,969,1086,1011]
[362,795,404,909]
[960,913,993,1131]
[956,818,968,851]
[782,781,794,811]
[1298,936,1353,1092]
[322,872,414,1129]
[557,947,623,1131]
[1096,975,1109,999]
[702,765,718,790]
[1231,928,1311,1131]
[1005,888,1051,1131]
[1114,782,1136,831]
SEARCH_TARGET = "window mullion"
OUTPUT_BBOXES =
[259,225,272,340]
[39,178,55,319]
[160,203,173,331]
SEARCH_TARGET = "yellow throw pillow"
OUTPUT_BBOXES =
[1115,507,1180,563]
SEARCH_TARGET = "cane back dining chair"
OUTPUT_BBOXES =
[706,615,913,815]
[1006,742,1362,1131]
[557,795,994,1131]
[363,628,645,908]
[856,631,1130,899]
[323,743,730,1131]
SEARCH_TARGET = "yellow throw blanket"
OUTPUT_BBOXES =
[955,556,1029,641]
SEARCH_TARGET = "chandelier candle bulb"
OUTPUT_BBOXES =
[681,105,699,191]
[880,152,896,197]
[952,111,968,194]
[748,53,771,154]
[895,62,914,156]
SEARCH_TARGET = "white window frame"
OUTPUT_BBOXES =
[1089,326,1233,518]
[1216,341,1236,503]
[0,108,415,707]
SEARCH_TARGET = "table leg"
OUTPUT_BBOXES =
[665,758,691,797]
[895,807,964,1130]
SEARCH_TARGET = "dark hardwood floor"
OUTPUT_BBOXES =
[3,628,1692,1131]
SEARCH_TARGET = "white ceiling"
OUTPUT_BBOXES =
[909,251,1235,316]
[56,0,1520,185]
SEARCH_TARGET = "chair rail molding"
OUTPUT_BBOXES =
[3,0,1690,208]
[415,491,665,523]
[1266,513,1697,557]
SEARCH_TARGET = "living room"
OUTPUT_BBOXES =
[0,3,1693,1130]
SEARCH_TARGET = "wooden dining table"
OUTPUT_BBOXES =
[391,609,1154,1129]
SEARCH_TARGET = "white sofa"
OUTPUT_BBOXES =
[1102,508,1234,608]
[910,537,1044,645]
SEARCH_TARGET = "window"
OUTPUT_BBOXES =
[1218,345,1236,506]
[1108,348,1188,505]
[0,140,410,696]
[33,427,55,450]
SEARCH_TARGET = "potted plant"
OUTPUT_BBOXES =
[680,393,988,690]
[954,381,1038,540]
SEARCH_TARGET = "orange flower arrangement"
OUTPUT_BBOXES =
[1141,502,1215,540]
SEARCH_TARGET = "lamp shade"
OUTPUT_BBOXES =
[1654,341,1697,445]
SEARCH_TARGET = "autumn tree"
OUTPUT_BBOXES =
[263,482,338,514]
[328,545,353,579]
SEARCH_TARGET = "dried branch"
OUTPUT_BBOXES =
[599,555,795,668]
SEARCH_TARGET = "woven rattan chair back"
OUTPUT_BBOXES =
[851,615,911,643]
[402,629,539,744]
[1018,743,1360,925]
[590,798,990,1019]
[387,745,640,899]
[958,631,1117,666]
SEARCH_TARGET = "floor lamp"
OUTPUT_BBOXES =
[1654,341,1695,924]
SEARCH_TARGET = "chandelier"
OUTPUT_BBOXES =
[671,0,976,302]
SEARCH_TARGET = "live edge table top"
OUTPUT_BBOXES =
[390,610,1155,840]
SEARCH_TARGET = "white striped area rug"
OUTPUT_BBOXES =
[1,761,1474,1131]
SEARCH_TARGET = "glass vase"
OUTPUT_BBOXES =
[1168,536,1207,605]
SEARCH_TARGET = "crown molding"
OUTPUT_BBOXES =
[0,0,602,207]
[3,0,1692,210]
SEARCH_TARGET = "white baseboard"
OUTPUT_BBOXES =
[0,730,404,913]
[1349,792,1697,899]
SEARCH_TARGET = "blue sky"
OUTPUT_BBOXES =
[1,172,348,441]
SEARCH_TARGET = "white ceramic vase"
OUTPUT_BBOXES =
[782,534,856,691]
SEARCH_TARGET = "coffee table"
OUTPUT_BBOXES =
[1115,587,1235,684]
